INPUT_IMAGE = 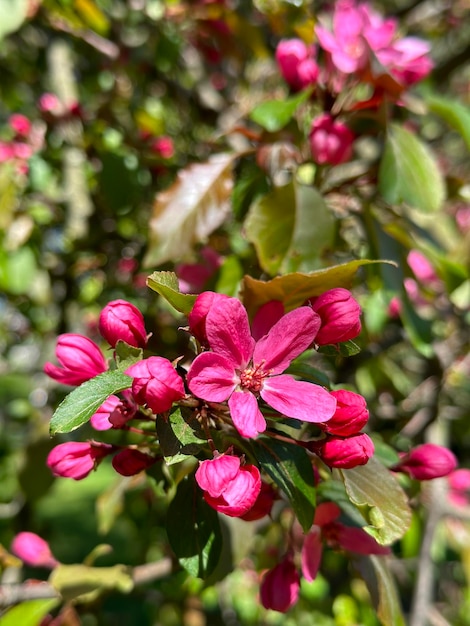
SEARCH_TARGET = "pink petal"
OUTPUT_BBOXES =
[228,390,266,438]
[187,352,238,402]
[251,300,285,341]
[205,297,255,369]
[195,455,241,497]
[301,526,323,582]
[261,375,336,423]
[314,502,341,526]
[253,307,320,374]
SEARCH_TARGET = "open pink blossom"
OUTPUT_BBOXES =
[44,334,108,386]
[187,295,337,438]
[47,442,114,480]
[195,454,261,517]
[11,532,59,569]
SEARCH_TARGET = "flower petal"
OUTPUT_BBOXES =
[187,352,238,402]
[251,300,285,341]
[195,455,241,497]
[301,526,323,582]
[253,307,320,374]
[261,375,336,423]
[228,390,266,438]
[205,297,255,369]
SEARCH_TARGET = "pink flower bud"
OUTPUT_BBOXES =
[240,481,278,521]
[112,449,156,476]
[317,433,374,469]
[195,454,261,518]
[394,443,457,480]
[308,288,361,345]
[297,58,320,88]
[47,442,114,480]
[309,114,354,165]
[323,390,369,436]
[260,557,300,613]
[447,469,470,508]
[99,299,148,349]
[188,291,230,346]
[11,532,58,568]
[44,334,108,386]
[407,250,439,285]
[9,114,31,138]
[38,92,61,113]
[125,357,185,414]
[0,141,14,162]
[275,39,310,90]
[150,136,174,159]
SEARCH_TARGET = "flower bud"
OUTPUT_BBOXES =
[150,136,174,159]
[275,39,310,90]
[260,557,300,613]
[9,114,31,137]
[301,526,322,582]
[317,433,374,469]
[308,288,361,345]
[309,113,354,166]
[407,250,439,285]
[125,357,185,414]
[447,469,470,508]
[323,390,369,436]
[394,443,457,480]
[188,291,230,346]
[196,454,261,518]
[99,299,148,349]
[240,482,278,521]
[44,334,108,386]
[11,532,58,568]
[47,442,114,480]
[112,449,156,476]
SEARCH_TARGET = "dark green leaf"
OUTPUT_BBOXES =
[49,370,133,435]
[253,438,316,532]
[157,408,206,465]
[250,89,312,132]
[147,271,197,315]
[166,475,222,578]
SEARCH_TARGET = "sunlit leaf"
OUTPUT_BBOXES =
[339,456,412,545]
[0,0,28,41]
[0,599,60,626]
[49,370,133,435]
[144,154,235,267]
[378,123,446,212]
[254,438,316,532]
[49,564,134,603]
[157,409,206,466]
[146,271,197,315]
[250,88,312,132]
[241,259,395,318]
[426,93,470,151]
[74,0,110,35]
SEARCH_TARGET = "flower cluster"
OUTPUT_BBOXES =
[0,113,44,175]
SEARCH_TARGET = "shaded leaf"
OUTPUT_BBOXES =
[49,370,133,435]
[0,599,60,626]
[147,271,197,315]
[250,88,312,132]
[378,123,445,212]
[245,181,335,275]
[253,438,316,532]
[242,259,395,319]
[96,476,133,535]
[157,409,206,465]
[166,475,222,578]
[426,93,470,151]
[318,339,361,357]
[339,456,412,545]
[144,154,235,267]
[49,564,134,603]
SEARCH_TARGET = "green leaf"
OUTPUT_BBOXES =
[378,123,446,212]
[0,246,37,295]
[242,259,396,319]
[156,408,206,465]
[318,340,361,357]
[339,456,412,545]
[244,181,335,275]
[250,88,312,132]
[166,475,222,578]
[49,564,134,604]
[0,599,60,626]
[114,340,143,370]
[254,438,316,532]
[146,271,197,315]
[426,93,470,151]
[0,0,28,41]
[353,555,406,626]
[49,370,133,435]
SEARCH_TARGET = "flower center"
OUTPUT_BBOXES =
[239,362,268,393]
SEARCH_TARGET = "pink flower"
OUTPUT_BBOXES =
[38,92,61,113]
[447,469,470,508]
[377,38,433,86]
[309,114,354,166]
[195,454,261,517]
[275,39,319,90]
[112,449,156,476]
[188,291,231,346]
[125,357,185,414]
[308,287,361,344]
[47,442,114,480]
[240,481,278,521]
[301,502,389,582]
[44,334,108,386]
[187,295,337,438]
[393,443,457,480]
[322,389,369,436]
[317,432,374,469]
[11,532,59,568]
[9,114,31,137]
[0,141,14,162]
[99,299,148,349]
[90,395,123,431]
[260,557,300,613]
[150,136,174,159]
[407,250,439,285]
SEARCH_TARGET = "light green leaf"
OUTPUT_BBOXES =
[254,438,316,532]
[114,340,143,370]
[0,599,60,626]
[49,564,134,604]
[146,271,197,315]
[156,408,206,465]
[426,93,470,151]
[378,123,446,212]
[49,370,133,435]
[0,0,28,41]
[339,455,412,545]
[250,88,312,132]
